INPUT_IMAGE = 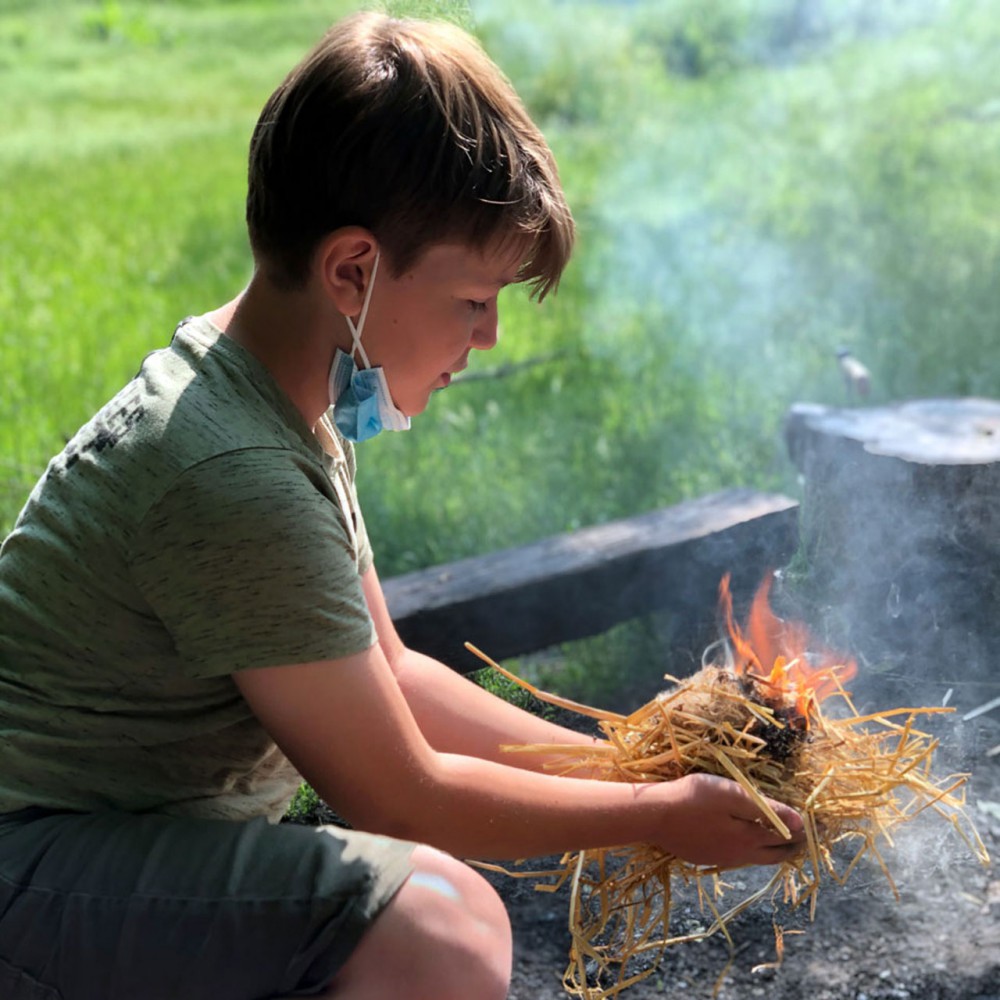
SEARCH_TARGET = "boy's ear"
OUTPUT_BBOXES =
[315,228,379,315]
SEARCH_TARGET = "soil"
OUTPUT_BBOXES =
[488,691,1000,1000]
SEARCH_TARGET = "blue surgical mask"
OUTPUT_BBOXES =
[328,252,411,443]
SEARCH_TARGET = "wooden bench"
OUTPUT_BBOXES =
[383,488,800,672]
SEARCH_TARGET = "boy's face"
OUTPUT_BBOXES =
[356,241,524,417]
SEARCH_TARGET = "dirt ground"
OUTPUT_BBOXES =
[488,691,1000,1000]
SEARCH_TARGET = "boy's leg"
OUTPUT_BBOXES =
[0,809,416,1000]
[313,843,512,1000]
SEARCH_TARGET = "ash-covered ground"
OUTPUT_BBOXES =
[491,686,1000,1000]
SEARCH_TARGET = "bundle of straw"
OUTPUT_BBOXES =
[467,577,990,999]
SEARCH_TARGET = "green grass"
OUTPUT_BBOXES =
[0,0,356,515]
[2,0,998,706]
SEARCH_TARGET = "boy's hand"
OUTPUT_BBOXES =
[650,772,805,869]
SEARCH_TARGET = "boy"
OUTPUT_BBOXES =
[0,13,803,999]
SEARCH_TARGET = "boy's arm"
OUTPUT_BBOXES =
[235,565,806,864]
[234,641,803,864]
[360,566,602,771]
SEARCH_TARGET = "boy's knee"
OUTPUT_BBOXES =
[404,846,512,993]
[329,845,511,1000]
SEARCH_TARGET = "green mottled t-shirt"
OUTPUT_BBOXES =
[0,315,377,821]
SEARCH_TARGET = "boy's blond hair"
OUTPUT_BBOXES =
[247,12,575,299]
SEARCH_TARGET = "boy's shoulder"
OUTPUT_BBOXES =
[23,314,331,546]
[57,315,319,484]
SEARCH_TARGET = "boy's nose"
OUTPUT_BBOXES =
[471,303,499,350]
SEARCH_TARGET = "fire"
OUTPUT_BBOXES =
[719,573,857,728]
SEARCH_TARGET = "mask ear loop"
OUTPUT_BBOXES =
[344,252,380,371]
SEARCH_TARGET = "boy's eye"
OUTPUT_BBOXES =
[468,300,488,313]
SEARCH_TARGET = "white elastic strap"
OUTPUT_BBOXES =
[345,252,380,370]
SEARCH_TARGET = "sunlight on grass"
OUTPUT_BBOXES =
[1,2,342,164]
[2,1,998,704]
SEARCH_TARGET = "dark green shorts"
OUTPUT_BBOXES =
[0,808,415,1000]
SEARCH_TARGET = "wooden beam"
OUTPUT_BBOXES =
[382,489,799,672]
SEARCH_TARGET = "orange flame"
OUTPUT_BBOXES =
[719,574,857,727]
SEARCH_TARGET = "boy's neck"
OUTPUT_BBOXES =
[214,274,343,430]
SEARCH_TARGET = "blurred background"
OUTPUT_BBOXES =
[2,0,998,700]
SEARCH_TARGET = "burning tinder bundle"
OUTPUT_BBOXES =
[467,574,990,999]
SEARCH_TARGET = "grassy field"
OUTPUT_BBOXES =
[2,0,998,696]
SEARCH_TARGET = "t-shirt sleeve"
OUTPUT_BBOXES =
[130,449,377,677]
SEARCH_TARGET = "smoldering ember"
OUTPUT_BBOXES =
[379,397,1000,1000]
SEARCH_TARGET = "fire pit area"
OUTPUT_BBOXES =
[499,825,1000,1000]
[382,397,1000,1000]
[491,574,999,1000]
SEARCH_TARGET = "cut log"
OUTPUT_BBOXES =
[786,398,1000,467]
[383,489,798,672]
[784,398,1000,683]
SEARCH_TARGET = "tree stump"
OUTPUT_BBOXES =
[783,398,1000,688]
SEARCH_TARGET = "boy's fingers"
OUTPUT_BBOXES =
[723,782,804,837]
[737,802,806,847]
